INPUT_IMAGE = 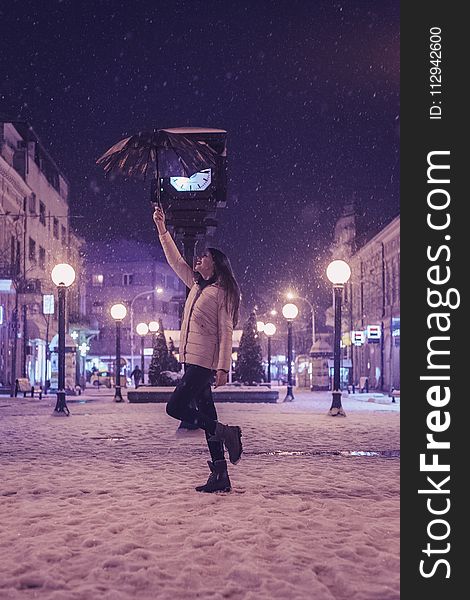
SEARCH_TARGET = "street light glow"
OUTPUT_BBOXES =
[155,287,164,294]
[326,260,351,285]
[264,322,276,336]
[286,291,295,300]
[136,322,149,336]
[256,320,265,332]
[282,303,299,320]
[110,303,127,321]
[148,320,160,333]
[51,263,75,287]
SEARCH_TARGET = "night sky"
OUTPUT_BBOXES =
[1,0,399,323]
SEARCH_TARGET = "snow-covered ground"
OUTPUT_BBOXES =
[0,388,399,600]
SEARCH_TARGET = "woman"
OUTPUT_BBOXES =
[153,206,242,493]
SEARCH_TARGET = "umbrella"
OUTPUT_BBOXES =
[96,127,226,180]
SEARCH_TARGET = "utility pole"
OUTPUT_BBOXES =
[21,304,28,377]
[9,235,22,396]
[21,197,28,379]
[10,295,19,396]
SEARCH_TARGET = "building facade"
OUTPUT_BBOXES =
[347,216,400,391]
[0,120,86,391]
[83,239,186,376]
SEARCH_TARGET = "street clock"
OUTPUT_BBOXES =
[169,168,212,193]
[155,129,226,205]
[154,128,227,236]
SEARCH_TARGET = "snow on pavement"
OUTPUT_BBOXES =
[0,389,399,600]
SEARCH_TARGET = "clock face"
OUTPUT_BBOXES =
[170,169,212,192]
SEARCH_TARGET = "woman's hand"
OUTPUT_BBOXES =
[214,370,228,388]
[153,206,167,235]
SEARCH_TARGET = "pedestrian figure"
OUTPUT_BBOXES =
[153,206,243,493]
[130,365,143,388]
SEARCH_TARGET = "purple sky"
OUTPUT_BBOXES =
[1,0,399,317]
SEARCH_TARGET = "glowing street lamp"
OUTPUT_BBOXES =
[282,302,298,402]
[148,320,160,333]
[256,320,265,333]
[110,303,127,402]
[51,263,76,416]
[264,322,276,384]
[286,290,316,346]
[136,322,149,384]
[326,259,351,416]
[129,287,164,371]
[148,320,160,346]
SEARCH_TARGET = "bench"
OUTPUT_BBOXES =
[14,378,43,399]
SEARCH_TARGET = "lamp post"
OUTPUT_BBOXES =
[129,287,163,372]
[51,263,76,416]
[110,303,127,402]
[286,291,316,346]
[282,302,298,402]
[326,259,351,417]
[136,322,149,384]
[264,322,276,384]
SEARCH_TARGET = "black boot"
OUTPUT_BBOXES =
[195,459,231,493]
[210,422,243,465]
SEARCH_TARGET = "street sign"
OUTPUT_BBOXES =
[43,294,55,315]
[367,325,381,342]
[352,330,365,346]
[0,279,13,293]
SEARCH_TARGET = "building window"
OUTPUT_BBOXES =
[122,273,134,286]
[39,201,46,225]
[53,218,59,239]
[92,274,104,286]
[385,266,391,306]
[39,246,46,270]
[392,260,399,305]
[10,235,16,271]
[61,225,67,244]
[161,301,169,314]
[28,194,36,214]
[165,274,179,290]
[91,301,104,315]
[28,237,36,263]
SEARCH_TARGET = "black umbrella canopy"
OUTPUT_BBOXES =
[96,127,227,179]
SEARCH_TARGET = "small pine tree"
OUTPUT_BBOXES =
[148,319,171,385]
[167,337,181,373]
[234,311,265,384]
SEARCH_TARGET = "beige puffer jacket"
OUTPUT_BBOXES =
[159,231,233,372]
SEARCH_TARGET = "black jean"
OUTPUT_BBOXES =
[166,364,224,462]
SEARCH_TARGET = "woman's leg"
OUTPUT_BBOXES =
[167,364,243,465]
[195,382,225,463]
[166,365,217,434]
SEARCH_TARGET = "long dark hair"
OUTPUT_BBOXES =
[203,247,240,327]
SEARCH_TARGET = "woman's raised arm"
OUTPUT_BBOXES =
[153,206,195,289]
